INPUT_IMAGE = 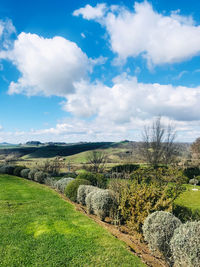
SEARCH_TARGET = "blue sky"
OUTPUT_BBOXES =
[1,0,200,143]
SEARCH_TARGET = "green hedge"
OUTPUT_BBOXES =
[65,179,91,202]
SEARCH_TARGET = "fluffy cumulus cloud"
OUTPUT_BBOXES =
[73,3,107,20]
[64,74,200,123]
[74,1,200,66]
[1,32,91,96]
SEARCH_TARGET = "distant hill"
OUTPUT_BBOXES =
[0,141,191,160]
[0,142,114,158]
[0,142,14,146]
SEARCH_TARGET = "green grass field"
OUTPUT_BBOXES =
[0,175,145,267]
[175,184,200,212]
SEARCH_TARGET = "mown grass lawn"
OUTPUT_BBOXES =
[0,175,145,267]
[175,184,200,212]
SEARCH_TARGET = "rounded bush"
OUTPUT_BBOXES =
[65,179,91,202]
[77,185,98,205]
[54,177,74,193]
[142,211,181,259]
[28,169,39,180]
[20,169,31,179]
[86,189,101,214]
[34,171,47,183]
[13,166,26,177]
[77,172,97,186]
[44,177,56,187]
[189,178,199,185]
[170,221,200,267]
[0,165,15,175]
[86,189,116,221]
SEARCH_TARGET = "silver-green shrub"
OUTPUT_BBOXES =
[189,178,199,185]
[86,189,116,221]
[44,177,56,187]
[85,189,102,214]
[170,221,200,267]
[34,171,47,183]
[142,211,181,260]
[0,165,15,175]
[20,168,31,179]
[55,177,74,193]
[28,169,38,180]
[77,185,98,205]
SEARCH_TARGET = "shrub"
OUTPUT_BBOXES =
[20,169,31,179]
[65,179,91,202]
[130,166,187,184]
[55,177,74,193]
[34,171,47,183]
[13,166,25,177]
[170,221,200,267]
[119,181,184,233]
[0,165,15,175]
[108,179,131,202]
[111,164,140,173]
[28,169,39,180]
[86,189,116,221]
[62,172,77,178]
[77,185,98,205]
[44,177,57,187]
[107,179,132,224]
[189,178,199,185]
[77,172,97,186]
[143,211,181,261]
[86,189,101,214]
[96,173,107,188]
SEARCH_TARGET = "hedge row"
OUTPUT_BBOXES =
[0,164,47,184]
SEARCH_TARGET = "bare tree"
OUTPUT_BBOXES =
[86,150,107,173]
[141,117,177,167]
[191,137,200,165]
[36,158,62,176]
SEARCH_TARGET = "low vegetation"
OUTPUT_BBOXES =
[143,211,181,261]
[85,189,116,221]
[65,179,91,202]
[54,177,74,193]
[1,127,200,266]
[170,221,200,266]
[0,175,145,266]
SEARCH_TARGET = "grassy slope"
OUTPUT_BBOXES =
[175,184,200,211]
[0,175,145,267]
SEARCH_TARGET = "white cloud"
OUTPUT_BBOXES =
[64,74,200,123]
[0,19,16,50]
[74,1,200,66]
[0,116,200,143]
[1,32,91,96]
[73,3,107,20]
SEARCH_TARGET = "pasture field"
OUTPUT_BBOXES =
[175,184,200,212]
[0,175,145,267]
